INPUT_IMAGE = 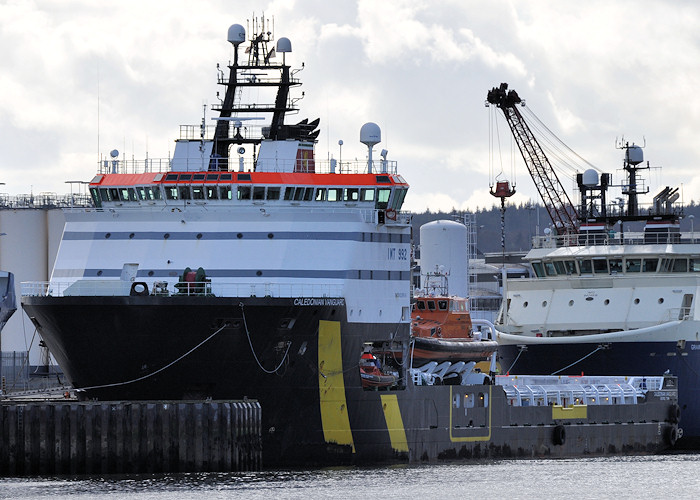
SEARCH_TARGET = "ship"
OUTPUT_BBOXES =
[21,21,680,465]
[492,136,700,446]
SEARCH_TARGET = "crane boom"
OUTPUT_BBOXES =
[487,83,579,235]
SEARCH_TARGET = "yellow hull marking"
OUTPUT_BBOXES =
[318,320,355,451]
[449,385,492,442]
[380,394,409,452]
[552,404,588,420]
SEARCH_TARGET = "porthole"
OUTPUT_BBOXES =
[105,233,111,239]
[196,233,203,239]
[523,301,529,308]
[604,299,610,305]
[148,270,154,277]
[97,270,103,276]
[568,300,574,306]
[634,298,640,304]
[585,297,593,302]
[542,301,548,307]
[129,233,135,239]
[237,233,243,239]
[256,270,262,276]
[164,233,170,239]
[268,233,274,239]
[658,298,664,304]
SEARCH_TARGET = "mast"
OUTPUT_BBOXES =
[209,17,319,171]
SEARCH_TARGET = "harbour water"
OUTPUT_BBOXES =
[2,453,699,499]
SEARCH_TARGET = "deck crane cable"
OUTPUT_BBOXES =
[521,105,603,173]
[518,109,584,177]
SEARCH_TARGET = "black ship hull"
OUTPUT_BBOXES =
[22,295,680,465]
[498,340,700,447]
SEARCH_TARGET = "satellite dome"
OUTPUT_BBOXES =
[626,145,644,165]
[227,24,246,46]
[360,122,381,147]
[582,168,599,187]
[276,37,292,53]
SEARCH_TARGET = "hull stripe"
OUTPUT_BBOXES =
[380,394,409,452]
[318,320,355,452]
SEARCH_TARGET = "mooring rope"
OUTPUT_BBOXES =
[550,345,604,376]
[76,322,230,391]
[239,302,291,374]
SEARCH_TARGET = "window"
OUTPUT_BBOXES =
[178,186,191,200]
[427,301,436,311]
[660,258,673,273]
[438,300,448,310]
[165,186,179,200]
[206,186,219,199]
[192,186,205,200]
[238,186,251,200]
[361,188,375,202]
[625,258,641,272]
[544,262,557,276]
[284,187,295,201]
[219,185,232,200]
[609,259,623,274]
[90,188,102,208]
[416,301,426,311]
[315,188,326,201]
[642,258,658,272]
[345,188,359,202]
[193,173,205,181]
[267,187,281,200]
[303,187,314,201]
[593,259,608,274]
[99,188,111,202]
[328,188,343,202]
[691,259,700,272]
[178,174,192,181]
[673,259,688,272]
[579,260,593,274]
[553,261,566,275]
[206,173,219,181]
[252,186,265,200]
[376,188,391,209]
[391,188,407,210]
[293,187,304,201]
[531,262,545,278]
[563,260,577,275]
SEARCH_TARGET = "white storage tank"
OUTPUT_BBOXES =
[419,220,468,297]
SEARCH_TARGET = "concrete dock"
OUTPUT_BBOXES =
[0,399,261,475]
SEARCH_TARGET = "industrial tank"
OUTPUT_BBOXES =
[419,220,468,297]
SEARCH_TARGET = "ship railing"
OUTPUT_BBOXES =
[20,280,345,299]
[531,231,688,249]
[497,375,665,407]
[97,157,399,176]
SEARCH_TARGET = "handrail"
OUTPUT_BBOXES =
[21,280,345,299]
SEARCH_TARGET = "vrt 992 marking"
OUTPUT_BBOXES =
[388,247,407,260]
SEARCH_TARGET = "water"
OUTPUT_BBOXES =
[2,454,699,500]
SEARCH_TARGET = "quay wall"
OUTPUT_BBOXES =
[0,399,262,475]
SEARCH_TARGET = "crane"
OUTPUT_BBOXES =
[486,83,579,235]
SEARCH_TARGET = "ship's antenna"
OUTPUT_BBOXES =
[97,64,100,166]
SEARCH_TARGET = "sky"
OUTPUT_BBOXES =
[2,0,700,213]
